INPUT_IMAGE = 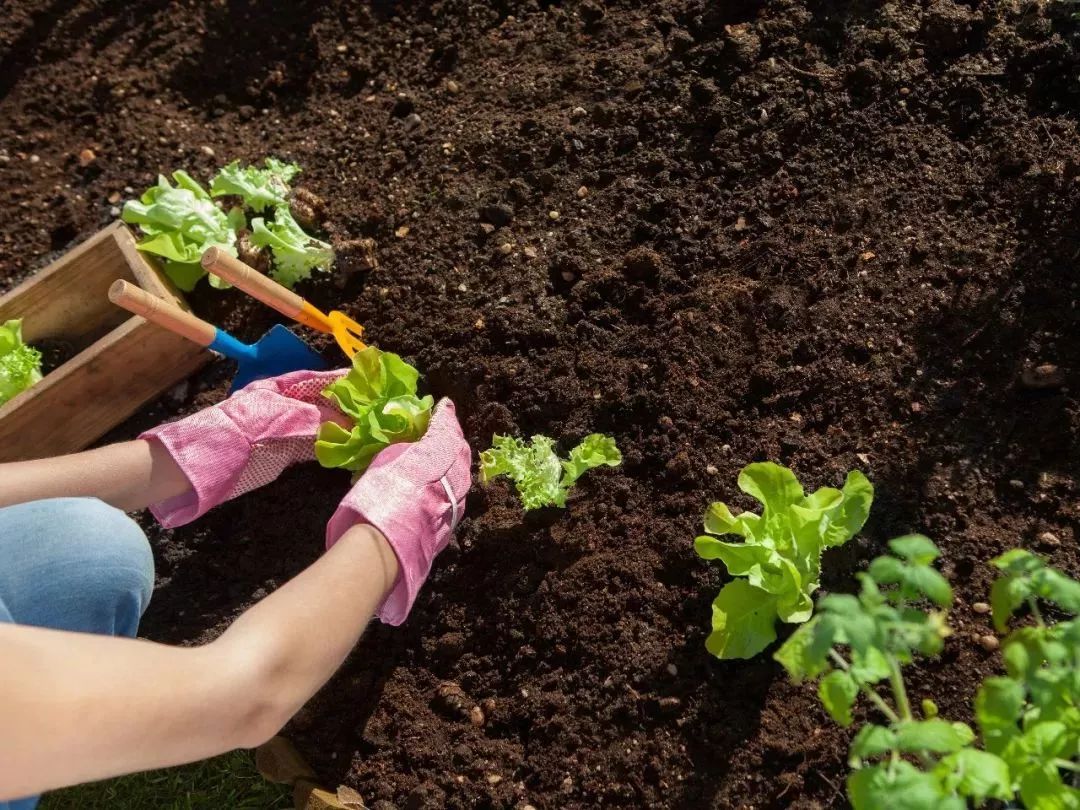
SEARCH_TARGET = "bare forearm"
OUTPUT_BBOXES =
[0,524,396,799]
[0,440,190,511]
[212,524,399,731]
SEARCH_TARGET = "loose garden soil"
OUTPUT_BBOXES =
[3,1,1080,807]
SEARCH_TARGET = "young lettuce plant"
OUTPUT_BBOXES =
[315,346,434,476]
[774,536,1013,809]
[976,550,1080,808]
[121,170,245,291]
[0,319,43,405]
[210,157,300,212]
[123,159,334,291]
[250,205,335,289]
[479,434,621,510]
[694,462,873,659]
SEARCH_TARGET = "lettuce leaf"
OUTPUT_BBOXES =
[210,158,301,213]
[250,204,334,289]
[0,319,43,405]
[121,171,241,291]
[314,346,434,474]
[695,462,873,659]
[479,433,621,510]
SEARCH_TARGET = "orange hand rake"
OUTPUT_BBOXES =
[201,247,366,357]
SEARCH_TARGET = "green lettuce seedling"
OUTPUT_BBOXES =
[315,346,434,475]
[694,462,873,659]
[210,158,300,212]
[0,319,43,405]
[250,204,334,289]
[121,170,244,291]
[479,433,621,510]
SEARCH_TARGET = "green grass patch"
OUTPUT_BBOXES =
[40,750,291,810]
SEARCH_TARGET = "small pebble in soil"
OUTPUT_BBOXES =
[402,113,422,132]
[978,634,1000,651]
[433,682,470,719]
[446,79,460,94]
[470,705,485,727]
[667,663,679,676]
[576,185,589,199]
[571,106,587,119]
[657,696,682,712]
[199,145,215,157]
[522,246,537,259]
[78,148,96,166]
[480,202,514,228]
[395,225,409,238]
[485,774,503,786]
[548,210,560,220]
[1038,531,1060,547]
[107,190,121,204]
[498,242,513,255]
[1020,363,1064,390]
[706,465,718,475]
[972,602,991,614]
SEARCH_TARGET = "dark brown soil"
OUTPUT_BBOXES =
[3,1,1080,807]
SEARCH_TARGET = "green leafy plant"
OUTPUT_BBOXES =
[479,433,621,510]
[775,539,1080,809]
[314,346,434,475]
[121,171,244,291]
[122,160,333,291]
[250,205,334,289]
[976,550,1080,809]
[210,158,300,212]
[694,462,873,659]
[0,319,43,405]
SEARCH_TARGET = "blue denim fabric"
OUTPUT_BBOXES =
[0,498,154,810]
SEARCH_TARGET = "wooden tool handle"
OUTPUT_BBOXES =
[108,280,216,347]
[202,247,304,318]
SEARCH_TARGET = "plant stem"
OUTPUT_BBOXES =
[888,658,913,722]
[1055,759,1080,773]
[1027,596,1047,629]
[829,650,901,724]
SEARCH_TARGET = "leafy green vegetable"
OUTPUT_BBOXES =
[121,171,242,291]
[775,539,1080,810]
[250,204,334,288]
[210,158,301,213]
[0,319,43,405]
[314,346,434,475]
[479,433,621,510]
[693,462,873,659]
[975,552,1080,809]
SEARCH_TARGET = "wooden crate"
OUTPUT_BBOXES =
[0,222,209,462]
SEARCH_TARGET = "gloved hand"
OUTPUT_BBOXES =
[142,368,348,528]
[327,398,471,625]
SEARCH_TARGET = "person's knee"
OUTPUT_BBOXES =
[45,498,155,631]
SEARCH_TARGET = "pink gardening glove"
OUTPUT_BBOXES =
[326,398,472,625]
[142,368,348,528]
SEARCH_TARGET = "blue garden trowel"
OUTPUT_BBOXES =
[109,280,327,392]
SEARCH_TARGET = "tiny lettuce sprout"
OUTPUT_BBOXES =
[0,319,43,405]
[694,462,873,659]
[122,170,242,291]
[479,433,621,510]
[314,346,434,476]
[250,204,334,289]
[210,158,301,213]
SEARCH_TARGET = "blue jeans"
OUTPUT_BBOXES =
[0,498,155,810]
